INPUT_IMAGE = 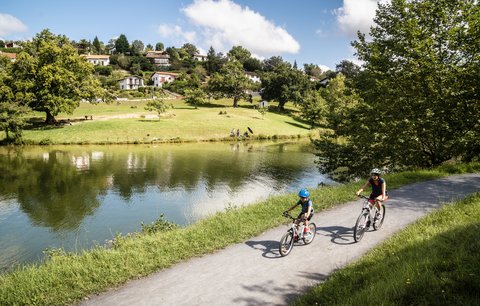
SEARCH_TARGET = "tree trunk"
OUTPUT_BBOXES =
[233,97,239,108]
[278,100,286,111]
[45,111,56,124]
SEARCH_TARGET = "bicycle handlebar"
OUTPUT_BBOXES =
[282,211,297,220]
[356,194,383,202]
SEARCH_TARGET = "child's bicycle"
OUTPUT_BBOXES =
[353,195,386,242]
[278,212,316,257]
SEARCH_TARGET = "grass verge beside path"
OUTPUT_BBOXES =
[293,192,480,306]
[0,163,479,305]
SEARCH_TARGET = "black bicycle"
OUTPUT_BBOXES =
[278,212,316,256]
[353,195,386,242]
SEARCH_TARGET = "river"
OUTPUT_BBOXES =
[0,141,333,272]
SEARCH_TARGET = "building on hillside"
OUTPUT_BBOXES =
[193,54,207,61]
[0,51,17,62]
[151,72,179,88]
[146,51,170,67]
[119,75,144,90]
[258,100,269,108]
[318,77,329,87]
[4,41,22,48]
[245,71,261,83]
[82,54,110,66]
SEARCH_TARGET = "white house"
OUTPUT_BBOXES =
[119,75,144,90]
[151,72,178,88]
[82,54,110,66]
[193,54,207,61]
[146,51,170,67]
[245,71,261,83]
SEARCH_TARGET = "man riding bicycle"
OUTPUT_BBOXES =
[356,168,388,218]
[284,188,314,237]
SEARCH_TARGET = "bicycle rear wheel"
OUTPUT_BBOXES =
[353,212,369,242]
[373,205,386,230]
[302,223,316,244]
[279,231,294,256]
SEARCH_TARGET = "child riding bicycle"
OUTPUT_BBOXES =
[356,168,388,217]
[284,188,314,236]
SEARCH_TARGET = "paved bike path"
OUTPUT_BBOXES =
[83,174,480,306]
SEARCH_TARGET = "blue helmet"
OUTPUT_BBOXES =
[298,188,310,198]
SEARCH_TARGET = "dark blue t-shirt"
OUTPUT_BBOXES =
[297,199,314,214]
[368,177,385,197]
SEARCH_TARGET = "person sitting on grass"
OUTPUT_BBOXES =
[284,188,314,237]
[356,168,388,218]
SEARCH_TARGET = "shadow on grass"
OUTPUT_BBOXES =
[284,121,311,130]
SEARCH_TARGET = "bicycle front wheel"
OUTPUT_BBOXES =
[373,205,386,230]
[302,223,316,245]
[279,231,294,256]
[353,213,369,242]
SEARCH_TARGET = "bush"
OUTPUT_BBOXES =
[94,65,112,76]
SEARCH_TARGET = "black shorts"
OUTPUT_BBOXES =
[297,212,314,221]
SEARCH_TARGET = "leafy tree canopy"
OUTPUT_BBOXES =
[12,29,106,123]
[315,0,480,180]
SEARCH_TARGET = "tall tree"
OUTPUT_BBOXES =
[207,60,253,107]
[131,40,144,55]
[303,63,323,78]
[260,63,311,110]
[12,29,106,123]
[0,56,29,142]
[155,42,164,51]
[76,39,91,54]
[227,46,251,63]
[315,0,480,179]
[205,46,225,74]
[335,60,360,80]
[92,36,102,54]
[115,34,130,54]
[300,89,326,129]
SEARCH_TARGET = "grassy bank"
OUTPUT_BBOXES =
[0,163,479,305]
[2,99,314,145]
[293,193,480,306]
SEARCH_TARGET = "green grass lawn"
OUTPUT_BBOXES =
[11,98,313,144]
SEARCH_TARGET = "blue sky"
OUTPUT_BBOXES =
[0,0,384,70]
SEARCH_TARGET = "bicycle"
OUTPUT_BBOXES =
[353,195,386,242]
[278,212,316,256]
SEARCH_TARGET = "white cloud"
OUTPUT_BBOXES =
[158,24,196,43]
[182,0,300,56]
[335,0,390,36]
[0,13,27,38]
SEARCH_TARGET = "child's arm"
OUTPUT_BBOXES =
[285,203,299,213]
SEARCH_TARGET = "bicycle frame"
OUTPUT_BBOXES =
[354,195,385,242]
[279,212,316,256]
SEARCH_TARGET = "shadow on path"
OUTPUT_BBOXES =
[245,240,281,259]
[317,225,355,245]
[232,271,328,306]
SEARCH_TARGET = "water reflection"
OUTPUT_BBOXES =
[0,141,332,271]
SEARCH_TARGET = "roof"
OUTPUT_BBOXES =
[0,51,17,60]
[82,54,110,59]
[146,53,170,59]
[119,75,144,81]
[151,72,179,77]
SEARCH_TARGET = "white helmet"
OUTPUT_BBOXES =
[371,168,381,176]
